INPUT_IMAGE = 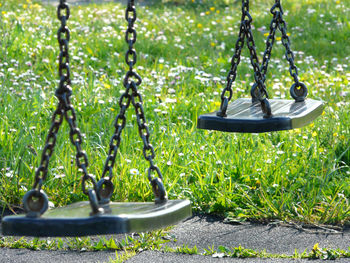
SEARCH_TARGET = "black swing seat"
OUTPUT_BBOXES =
[197,98,324,133]
[1,200,191,237]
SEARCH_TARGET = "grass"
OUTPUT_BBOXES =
[0,0,349,228]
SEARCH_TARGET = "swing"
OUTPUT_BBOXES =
[2,0,191,237]
[197,0,324,133]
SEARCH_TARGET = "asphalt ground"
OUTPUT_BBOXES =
[1,212,349,262]
[126,250,350,263]
[167,215,350,254]
[0,248,117,263]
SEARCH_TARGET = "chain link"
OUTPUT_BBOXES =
[100,0,167,202]
[32,1,97,196]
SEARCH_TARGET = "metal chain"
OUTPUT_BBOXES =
[32,1,97,196]
[258,0,298,84]
[251,0,279,102]
[32,106,64,190]
[217,2,247,117]
[277,5,308,101]
[101,85,132,180]
[244,10,270,101]
[123,0,142,87]
[254,0,307,102]
[218,0,271,117]
[100,0,167,203]
[260,1,280,82]
[129,81,167,203]
[275,2,298,85]
[100,0,137,182]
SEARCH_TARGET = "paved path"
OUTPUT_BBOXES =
[1,213,349,262]
[167,215,350,254]
[0,248,116,263]
[127,251,350,263]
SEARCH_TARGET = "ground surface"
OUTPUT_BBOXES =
[127,251,350,263]
[168,215,350,254]
[1,214,349,262]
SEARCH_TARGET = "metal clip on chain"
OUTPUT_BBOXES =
[98,0,167,205]
[23,0,101,218]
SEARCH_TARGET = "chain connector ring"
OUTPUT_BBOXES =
[96,178,114,205]
[290,82,308,102]
[23,189,49,218]
[151,178,168,204]
[57,3,70,20]
[216,98,228,117]
[250,83,260,103]
[261,98,272,118]
[88,189,104,216]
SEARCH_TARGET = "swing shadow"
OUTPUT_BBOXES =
[184,213,350,238]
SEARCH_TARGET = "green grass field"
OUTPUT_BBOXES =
[0,0,349,227]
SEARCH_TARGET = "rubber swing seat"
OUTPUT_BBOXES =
[1,199,191,237]
[197,98,324,133]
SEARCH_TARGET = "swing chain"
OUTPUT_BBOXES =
[124,0,167,202]
[251,1,280,102]
[99,0,167,204]
[33,107,63,191]
[260,2,280,82]
[253,0,307,102]
[28,1,98,218]
[32,0,72,192]
[218,0,271,118]
[100,83,132,183]
[243,1,271,116]
[99,0,139,197]
[57,1,97,197]
[217,2,247,117]
[123,0,142,87]
[59,93,97,196]
[276,2,308,101]
[275,3,299,84]
[129,81,167,203]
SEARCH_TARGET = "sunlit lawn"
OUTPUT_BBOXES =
[0,0,349,226]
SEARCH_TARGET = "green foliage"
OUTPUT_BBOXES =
[0,0,349,228]
[0,229,172,251]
